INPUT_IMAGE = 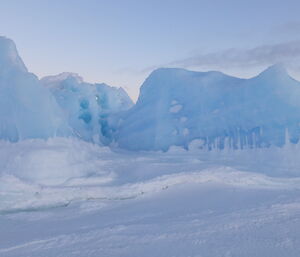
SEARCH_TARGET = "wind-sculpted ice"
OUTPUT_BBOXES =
[0,37,70,141]
[41,73,133,144]
[116,65,300,151]
[2,35,300,151]
[0,36,133,143]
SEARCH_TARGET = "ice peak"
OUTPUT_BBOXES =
[258,64,288,78]
[149,67,236,80]
[0,36,27,73]
[41,72,84,86]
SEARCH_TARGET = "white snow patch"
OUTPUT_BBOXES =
[1,137,300,214]
[188,139,206,150]
[1,137,300,256]
[0,138,114,186]
[169,104,182,113]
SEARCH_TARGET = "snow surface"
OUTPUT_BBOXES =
[1,138,300,256]
[116,65,300,151]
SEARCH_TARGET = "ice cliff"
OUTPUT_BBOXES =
[115,66,300,151]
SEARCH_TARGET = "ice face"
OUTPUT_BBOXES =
[41,73,133,144]
[2,36,300,151]
[115,66,300,151]
[0,36,133,143]
[0,37,70,141]
[0,37,27,74]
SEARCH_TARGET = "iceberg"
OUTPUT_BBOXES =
[0,36,133,143]
[41,73,133,143]
[0,36,70,141]
[3,35,300,151]
[115,65,300,151]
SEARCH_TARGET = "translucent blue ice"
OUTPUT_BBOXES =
[0,37,70,141]
[116,65,300,151]
[41,73,133,144]
[0,36,133,143]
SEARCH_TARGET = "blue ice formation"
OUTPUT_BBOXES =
[0,36,133,143]
[41,73,133,143]
[2,35,300,152]
[0,36,70,141]
[115,66,300,151]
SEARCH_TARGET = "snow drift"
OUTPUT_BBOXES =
[1,137,300,214]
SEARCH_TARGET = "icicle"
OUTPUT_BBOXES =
[252,131,256,149]
[237,128,241,150]
[284,127,290,147]
[226,136,231,152]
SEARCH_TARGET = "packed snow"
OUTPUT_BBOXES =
[1,138,300,256]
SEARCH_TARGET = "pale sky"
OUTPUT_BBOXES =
[1,0,300,100]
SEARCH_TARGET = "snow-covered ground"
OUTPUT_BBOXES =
[1,138,300,256]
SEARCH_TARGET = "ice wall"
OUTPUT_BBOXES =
[0,36,133,143]
[116,65,300,151]
[0,37,70,141]
[41,73,133,143]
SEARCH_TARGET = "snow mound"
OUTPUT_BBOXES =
[1,137,300,214]
[0,138,115,186]
[116,65,300,151]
